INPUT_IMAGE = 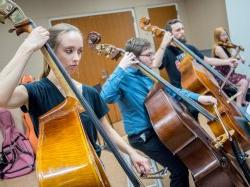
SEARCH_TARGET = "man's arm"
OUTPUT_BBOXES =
[178,88,217,105]
[151,32,172,68]
[101,67,125,103]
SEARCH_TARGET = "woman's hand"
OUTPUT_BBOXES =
[129,151,151,175]
[198,95,217,105]
[21,26,49,53]
[118,52,139,69]
[224,58,237,68]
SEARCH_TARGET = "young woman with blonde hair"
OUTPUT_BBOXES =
[212,27,249,106]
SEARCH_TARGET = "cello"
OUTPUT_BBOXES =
[87,32,249,186]
[0,1,144,186]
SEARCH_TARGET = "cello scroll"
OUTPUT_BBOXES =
[88,31,123,60]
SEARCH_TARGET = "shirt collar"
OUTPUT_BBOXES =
[126,66,140,74]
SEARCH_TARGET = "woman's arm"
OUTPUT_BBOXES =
[100,116,151,174]
[205,46,236,67]
[0,26,49,108]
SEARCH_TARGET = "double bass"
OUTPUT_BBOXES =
[0,1,144,186]
[87,32,249,187]
[139,17,250,182]
[139,17,250,148]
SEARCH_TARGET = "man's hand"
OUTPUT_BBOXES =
[118,52,139,69]
[198,95,217,105]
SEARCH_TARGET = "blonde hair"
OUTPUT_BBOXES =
[40,23,83,79]
[212,27,230,57]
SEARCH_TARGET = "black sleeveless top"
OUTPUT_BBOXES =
[214,45,231,58]
[22,78,108,156]
[160,44,204,88]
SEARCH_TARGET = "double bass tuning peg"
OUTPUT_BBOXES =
[8,26,27,36]
[0,15,6,24]
[8,27,16,33]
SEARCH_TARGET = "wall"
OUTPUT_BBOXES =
[184,0,229,50]
[225,0,250,76]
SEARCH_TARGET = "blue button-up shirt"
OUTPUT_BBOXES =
[101,67,199,136]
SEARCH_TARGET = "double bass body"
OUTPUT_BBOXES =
[37,97,110,187]
[179,55,250,151]
[145,88,248,187]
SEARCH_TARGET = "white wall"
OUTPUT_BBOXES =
[225,0,250,76]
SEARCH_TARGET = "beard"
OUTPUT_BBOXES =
[179,36,187,44]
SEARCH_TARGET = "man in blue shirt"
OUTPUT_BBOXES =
[101,37,217,187]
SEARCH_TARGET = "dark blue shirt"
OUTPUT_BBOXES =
[23,78,108,155]
[160,44,204,88]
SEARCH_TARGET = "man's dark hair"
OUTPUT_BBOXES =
[165,19,182,32]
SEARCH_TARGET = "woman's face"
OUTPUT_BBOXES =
[219,31,228,42]
[55,31,83,75]
[138,47,155,68]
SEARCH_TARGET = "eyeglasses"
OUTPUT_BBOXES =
[140,53,154,57]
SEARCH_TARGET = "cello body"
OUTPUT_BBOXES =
[145,89,247,187]
[36,97,110,187]
[179,55,250,151]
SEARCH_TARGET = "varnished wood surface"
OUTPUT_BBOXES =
[179,55,250,151]
[145,89,247,187]
[37,97,110,187]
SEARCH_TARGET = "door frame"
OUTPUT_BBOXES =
[146,3,179,19]
[49,8,139,37]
